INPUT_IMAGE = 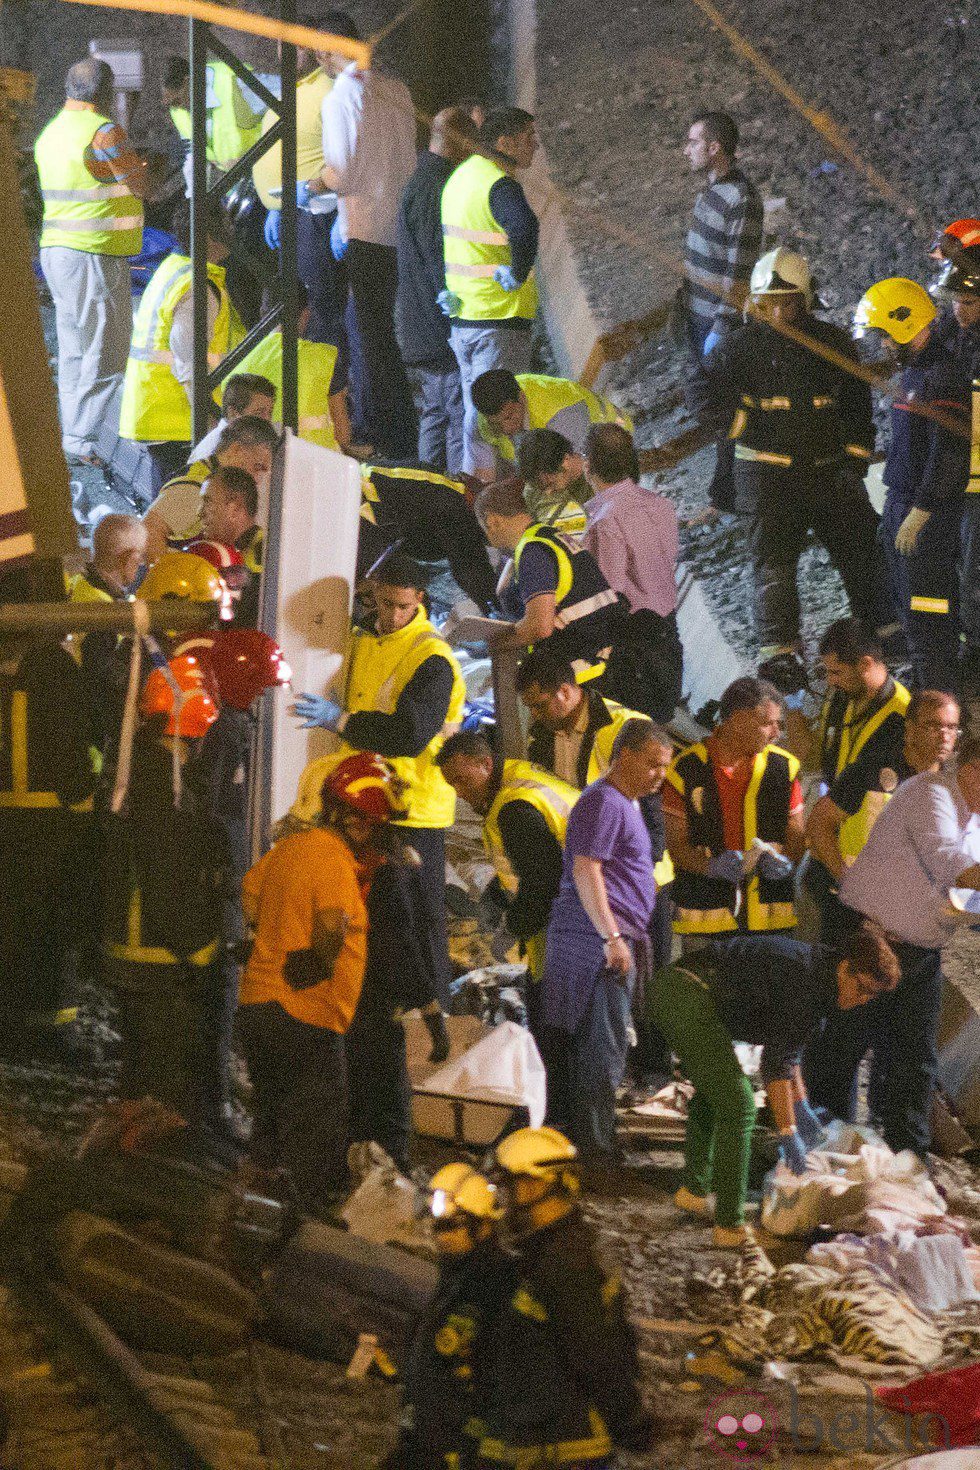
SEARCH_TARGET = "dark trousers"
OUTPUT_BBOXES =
[881,491,960,691]
[237,1000,350,1212]
[414,361,465,474]
[295,208,348,356]
[345,240,418,459]
[739,461,893,652]
[346,1003,412,1170]
[147,440,192,496]
[567,966,634,1158]
[629,884,674,1084]
[803,935,942,1157]
[356,478,498,614]
[109,959,219,1128]
[403,826,452,1009]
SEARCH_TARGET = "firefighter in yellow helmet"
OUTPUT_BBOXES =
[854,276,969,693]
[137,549,224,651]
[478,1127,655,1467]
[386,1164,512,1470]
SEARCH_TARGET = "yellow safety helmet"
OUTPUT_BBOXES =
[430,1163,501,1223]
[494,1126,578,1179]
[853,278,936,345]
[749,247,814,309]
[138,551,225,605]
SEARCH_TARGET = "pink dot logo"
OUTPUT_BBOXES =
[705,1391,778,1462]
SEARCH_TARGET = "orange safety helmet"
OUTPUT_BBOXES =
[208,629,292,710]
[929,218,980,261]
[140,653,220,737]
[321,753,408,824]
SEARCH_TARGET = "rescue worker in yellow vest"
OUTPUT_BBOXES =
[357,463,499,614]
[198,465,264,627]
[119,199,243,494]
[254,28,347,350]
[188,370,275,463]
[481,1128,655,1466]
[230,281,353,453]
[516,645,675,1088]
[67,512,148,752]
[290,552,466,1006]
[387,1164,513,1470]
[440,108,540,455]
[0,560,100,1057]
[101,654,228,1142]
[35,58,150,467]
[143,414,279,564]
[162,53,261,190]
[468,370,631,486]
[475,478,622,685]
[663,676,806,950]
[517,428,593,536]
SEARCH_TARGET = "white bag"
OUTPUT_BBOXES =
[412,1021,547,1146]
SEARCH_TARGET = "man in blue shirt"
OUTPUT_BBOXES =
[804,738,980,1156]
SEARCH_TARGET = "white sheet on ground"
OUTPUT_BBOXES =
[414,1020,546,1128]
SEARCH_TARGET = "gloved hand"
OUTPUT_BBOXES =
[895,507,932,556]
[705,850,744,885]
[291,692,343,730]
[493,264,520,291]
[296,179,312,208]
[330,212,348,262]
[264,208,281,250]
[490,922,515,963]
[794,1096,828,1150]
[437,288,462,318]
[778,1128,809,1176]
[423,1008,451,1064]
[756,849,795,882]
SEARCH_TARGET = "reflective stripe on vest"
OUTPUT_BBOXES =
[35,107,142,256]
[0,691,93,811]
[106,888,219,966]
[441,153,538,322]
[119,254,241,443]
[513,525,618,682]
[821,682,910,779]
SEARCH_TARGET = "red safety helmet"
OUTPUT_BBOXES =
[929,218,980,261]
[935,243,980,300]
[208,629,292,710]
[140,653,220,737]
[183,539,248,620]
[322,753,408,824]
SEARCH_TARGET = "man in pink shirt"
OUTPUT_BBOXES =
[581,424,683,721]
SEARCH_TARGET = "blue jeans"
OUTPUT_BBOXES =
[415,361,465,473]
[449,323,532,474]
[566,963,634,1158]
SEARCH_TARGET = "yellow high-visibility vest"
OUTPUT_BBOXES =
[234,331,340,449]
[208,59,262,171]
[35,107,142,256]
[441,154,538,322]
[253,66,332,210]
[479,373,632,467]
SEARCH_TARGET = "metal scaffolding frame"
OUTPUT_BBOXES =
[188,1,298,445]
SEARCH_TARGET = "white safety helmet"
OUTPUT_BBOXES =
[749,248,814,310]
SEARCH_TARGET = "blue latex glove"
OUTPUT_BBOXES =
[296,179,312,208]
[291,693,343,731]
[756,849,795,882]
[705,850,744,885]
[264,208,281,250]
[783,690,807,711]
[437,288,462,318]
[794,1097,828,1151]
[493,264,520,291]
[778,1129,808,1176]
[330,213,348,262]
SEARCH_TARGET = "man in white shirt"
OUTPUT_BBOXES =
[304,10,418,459]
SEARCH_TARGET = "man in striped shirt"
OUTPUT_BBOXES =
[682,111,763,511]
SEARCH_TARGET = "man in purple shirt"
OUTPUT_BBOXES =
[542,718,673,1160]
[581,423,683,721]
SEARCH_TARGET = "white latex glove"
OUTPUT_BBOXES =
[895,507,931,556]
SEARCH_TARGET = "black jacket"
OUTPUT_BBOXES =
[885,328,971,511]
[396,152,456,369]
[696,316,874,471]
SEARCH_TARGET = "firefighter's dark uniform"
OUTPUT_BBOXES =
[101,738,227,1128]
[940,315,980,702]
[358,464,499,614]
[0,639,100,1040]
[346,850,442,1171]
[479,1210,652,1468]
[390,1240,516,1470]
[880,331,969,691]
[697,316,893,653]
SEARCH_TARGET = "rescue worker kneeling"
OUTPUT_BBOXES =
[387,1164,512,1470]
[479,1127,655,1468]
[237,754,403,1214]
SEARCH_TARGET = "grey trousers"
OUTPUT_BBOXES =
[414,362,465,473]
[40,246,132,459]
[450,323,532,474]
